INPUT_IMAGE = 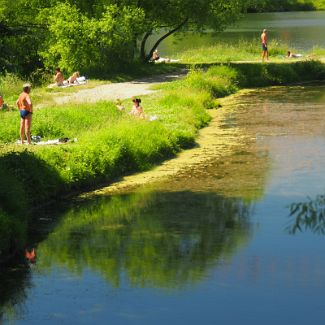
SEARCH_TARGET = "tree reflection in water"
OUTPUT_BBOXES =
[288,195,325,235]
[0,260,31,323]
[36,191,253,289]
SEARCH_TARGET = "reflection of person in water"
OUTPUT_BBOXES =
[25,248,36,264]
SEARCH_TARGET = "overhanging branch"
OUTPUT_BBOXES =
[145,18,189,62]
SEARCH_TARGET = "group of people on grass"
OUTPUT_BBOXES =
[15,82,146,145]
[10,31,307,145]
[51,67,86,87]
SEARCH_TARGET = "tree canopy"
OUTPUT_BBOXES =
[0,0,256,77]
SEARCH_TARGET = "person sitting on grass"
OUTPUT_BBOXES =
[53,67,65,86]
[16,83,33,145]
[150,49,160,62]
[68,71,80,84]
[130,98,145,118]
[150,50,180,64]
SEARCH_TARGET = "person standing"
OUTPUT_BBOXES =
[261,29,269,62]
[16,83,33,144]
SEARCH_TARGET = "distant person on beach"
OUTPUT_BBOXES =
[130,98,145,118]
[261,29,269,62]
[16,83,33,145]
[53,67,64,86]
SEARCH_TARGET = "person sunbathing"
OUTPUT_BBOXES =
[68,71,80,84]
[150,50,160,62]
[53,67,64,86]
[287,51,303,58]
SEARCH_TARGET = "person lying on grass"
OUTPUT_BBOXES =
[68,71,80,84]
[287,51,303,58]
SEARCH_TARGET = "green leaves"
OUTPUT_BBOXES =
[39,3,146,75]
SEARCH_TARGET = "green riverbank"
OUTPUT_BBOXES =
[1,60,325,260]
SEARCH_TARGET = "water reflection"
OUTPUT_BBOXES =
[37,191,252,289]
[0,260,31,323]
[288,195,325,235]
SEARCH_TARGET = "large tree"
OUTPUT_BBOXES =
[106,0,255,61]
[0,0,256,75]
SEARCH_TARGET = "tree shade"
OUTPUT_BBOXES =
[0,0,255,76]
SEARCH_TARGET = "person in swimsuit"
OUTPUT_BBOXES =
[261,29,268,62]
[16,83,33,144]
[68,71,80,84]
[130,98,145,118]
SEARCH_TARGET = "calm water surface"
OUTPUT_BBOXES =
[154,11,325,56]
[2,85,325,324]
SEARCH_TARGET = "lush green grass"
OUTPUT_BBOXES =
[177,39,293,64]
[2,57,325,259]
[0,75,213,257]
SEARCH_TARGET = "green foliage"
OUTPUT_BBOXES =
[231,60,325,87]
[39,3,146,75]
[0,74,24,102]
[37,191,251,288]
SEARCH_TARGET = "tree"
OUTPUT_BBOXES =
[38,3,146,75]
[101,0,255,61]
[55,0,257,62]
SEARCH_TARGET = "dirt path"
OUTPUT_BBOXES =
[54,71,186,105]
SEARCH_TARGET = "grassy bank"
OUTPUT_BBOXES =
[1,60,325,259]
[177,39,325,64]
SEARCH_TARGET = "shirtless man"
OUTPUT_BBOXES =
[16,83,33,144]
[261,29,268,62]
[53,67,64,86]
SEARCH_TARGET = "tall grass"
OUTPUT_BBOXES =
[177,39,291,64]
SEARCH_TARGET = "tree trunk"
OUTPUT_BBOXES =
[145,18,188,62]
[140,30,152,61]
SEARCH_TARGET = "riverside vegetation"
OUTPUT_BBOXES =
[2,42,325,259]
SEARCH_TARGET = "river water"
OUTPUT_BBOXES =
[1,84,325,324]
[155,11,325,56]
